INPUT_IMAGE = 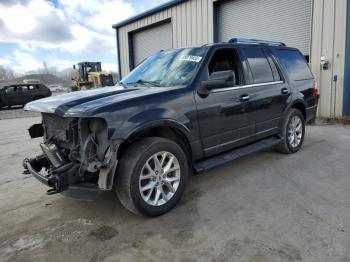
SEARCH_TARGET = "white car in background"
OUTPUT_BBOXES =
[47,84,64,92]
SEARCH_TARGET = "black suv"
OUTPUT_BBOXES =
[0,83,51,108]
[23,38,318,216]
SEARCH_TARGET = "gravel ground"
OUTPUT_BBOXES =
[0,116,350,262]
[0,106,40,120]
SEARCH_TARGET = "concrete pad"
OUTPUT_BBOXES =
[0,117,349,262]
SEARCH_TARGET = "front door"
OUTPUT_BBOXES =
[195,48,255,157]
[3,86,24,106]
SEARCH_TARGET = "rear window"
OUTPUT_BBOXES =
[275,49,313,81]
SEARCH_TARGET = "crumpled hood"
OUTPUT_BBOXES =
[24,85,165,117]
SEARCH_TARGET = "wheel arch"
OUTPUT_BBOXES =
[117,121,193,163]
[290,100,307,120]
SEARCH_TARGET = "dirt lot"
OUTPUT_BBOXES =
[0,106,40,120]
[0,110,350,262]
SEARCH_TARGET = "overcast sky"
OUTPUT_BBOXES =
[0,0,169,74]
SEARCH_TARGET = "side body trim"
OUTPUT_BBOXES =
[211,81,284,93]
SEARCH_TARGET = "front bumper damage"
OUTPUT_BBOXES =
[23,114,121,200]
[23,156,79,195]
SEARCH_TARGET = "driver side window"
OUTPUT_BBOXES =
[207,48,244,86]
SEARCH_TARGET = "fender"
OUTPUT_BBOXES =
[283,92,307,116]
[121,119,193,142]
[108,105,196,142]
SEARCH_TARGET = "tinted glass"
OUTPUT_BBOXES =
[242,47,274,84]
[267,56,281,81]
[275,49,313,81]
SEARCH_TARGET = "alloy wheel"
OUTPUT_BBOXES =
[139,151,181,206]
[287,115,303,148]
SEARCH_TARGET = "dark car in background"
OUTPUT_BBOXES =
[0,83,52,108]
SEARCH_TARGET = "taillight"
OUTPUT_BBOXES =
[312,81,318,97]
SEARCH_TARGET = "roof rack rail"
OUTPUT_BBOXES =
[228,38,286,46]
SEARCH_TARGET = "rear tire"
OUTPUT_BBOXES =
[275,108,305,154]
[115,137,188,216]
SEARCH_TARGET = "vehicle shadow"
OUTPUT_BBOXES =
[0,105,25,111]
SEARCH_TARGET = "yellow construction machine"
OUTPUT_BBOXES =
[71,62,114,91]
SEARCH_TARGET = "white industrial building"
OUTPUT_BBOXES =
[113,0,350,117]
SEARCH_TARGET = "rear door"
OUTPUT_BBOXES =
[23,85,35,103]
[239,46,289,137]
[29,84,44,100]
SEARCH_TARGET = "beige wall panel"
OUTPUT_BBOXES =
[311,0,347,117]
[191,0,197,45]
[181,2,187,46]
[320,0,334,117]
[196,0,203,44]
[333,0,347,116]
[175,5,182,47]
[186,1,192,46]
[202,0,209,43]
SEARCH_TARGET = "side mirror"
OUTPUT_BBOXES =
[73,65,76,70]
[202,70,235,90]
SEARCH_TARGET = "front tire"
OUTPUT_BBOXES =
[275,108,305,154]
[115,137,188,216]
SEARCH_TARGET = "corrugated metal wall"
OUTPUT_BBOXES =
[117,0,348,117]
[311,0,347,117]
[118,0,214,77]
[217,0,313,55]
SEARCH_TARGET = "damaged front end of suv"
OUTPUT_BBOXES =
[23,113,120,199]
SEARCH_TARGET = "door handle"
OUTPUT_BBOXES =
[281,88,289,95]
[240,94,250,102]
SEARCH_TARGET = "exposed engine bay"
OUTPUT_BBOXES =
[23,113,119,196]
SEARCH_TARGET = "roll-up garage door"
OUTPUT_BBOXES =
[132,22,172,67]
[217,0,313,55]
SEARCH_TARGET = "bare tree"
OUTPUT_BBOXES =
[0,66,22,81]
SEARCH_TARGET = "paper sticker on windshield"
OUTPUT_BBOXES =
[179,55,202,63]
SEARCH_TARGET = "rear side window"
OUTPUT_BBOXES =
[275,49,313,81]
[241,46,275,84]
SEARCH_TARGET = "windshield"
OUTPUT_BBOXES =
[121,47,206,87]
